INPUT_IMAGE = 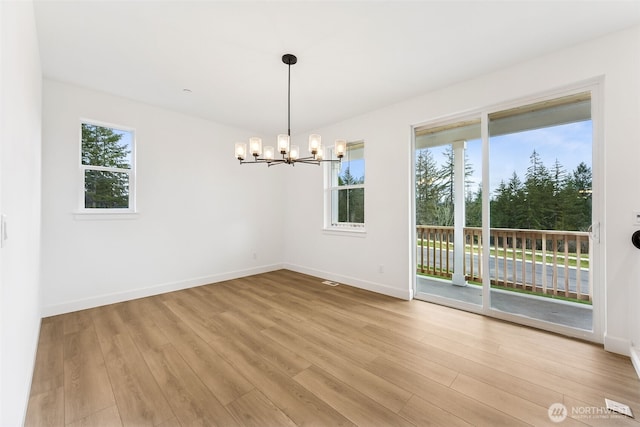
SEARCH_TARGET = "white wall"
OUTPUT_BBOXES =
[0,1,43,425]
[284,26,640,357]
[41,80,284,315]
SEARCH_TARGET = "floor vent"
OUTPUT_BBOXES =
[605,398,634,418]
[322,280,339,287]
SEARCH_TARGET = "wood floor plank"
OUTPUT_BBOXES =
[38,315,64,346]
[124,314,171,354]
[498,332,639,380]
[155,417,182,427]
[357,345,532,426]
[95,329,174,426]
[398,395,473,427]
[294,365,415,427]
[24,387,64,427]
[358,318,613,411]
[91,305,129,343]
[65,405,122,427]
[157,295,225,345]
[148,301,255,406]
[211,335,356,427]
[450,373,586,426]
[63,309,94,336]
[262,324,412,413]
[188,285,237,313]
[213,283,278,317]
[260,301,380,366]
[367,355,458,390]
[213,310,312,377]
[26,270,640,427]
[217,298,277,331]
[316,290,430,340]
[497,342,640,398]
[29,341,63,397]
[63,327,116,424]
[141,344,241,426]
[225,389,297,427]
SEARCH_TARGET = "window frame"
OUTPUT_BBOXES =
[324,140,366,233]
[77,119,137,215]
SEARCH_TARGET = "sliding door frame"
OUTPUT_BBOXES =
[411,78,604,344]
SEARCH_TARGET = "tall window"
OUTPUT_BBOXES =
[80,121,135,211]
[326,141,365,228]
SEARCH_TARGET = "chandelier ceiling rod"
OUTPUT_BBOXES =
[234,53,347,167]
[284,53,296,139]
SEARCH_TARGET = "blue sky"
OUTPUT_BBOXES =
[114,128,134,165]
[427,120,592,197]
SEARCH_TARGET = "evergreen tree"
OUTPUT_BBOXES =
[523,149,553,229]
[415,148,443,225]
[559,162,592,231]
[439,147,455,210]
[435,146,474,226]
[491,172,525,228]
[466,184,482,227]
[550,159,566,229]
[338,167,365,223]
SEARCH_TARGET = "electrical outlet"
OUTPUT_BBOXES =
[633,211,640,225]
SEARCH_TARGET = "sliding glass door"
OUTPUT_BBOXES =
[413,88,599,338]
[414,119,484,308]
[487,92,594,330]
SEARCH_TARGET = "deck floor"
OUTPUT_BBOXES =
[417,276,592,330]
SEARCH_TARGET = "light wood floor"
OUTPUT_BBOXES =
[26,270,640,426]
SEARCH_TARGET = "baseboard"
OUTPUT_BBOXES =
[283,263,412,300]
[603,333,631,356]
[630,345,640,379]
[40,263,283,317]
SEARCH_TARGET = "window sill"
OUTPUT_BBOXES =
[73,210,139,221]
[322,227,367,237]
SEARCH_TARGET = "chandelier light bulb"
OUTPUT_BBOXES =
[235,142,247,160]
[308,134,321,155]
[290,145,300,160]
[277,134,290,154]
[263,146,275,161]
[249,137,262,156]
[335,139,347,158]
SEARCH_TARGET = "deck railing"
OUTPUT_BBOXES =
[417,226,591,301]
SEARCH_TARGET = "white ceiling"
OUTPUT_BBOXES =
[33,1,640,136]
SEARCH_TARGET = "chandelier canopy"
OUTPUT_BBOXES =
[234,54,346,166]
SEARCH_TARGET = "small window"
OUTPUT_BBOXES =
[80,121,135,211]
[326,141,365,229]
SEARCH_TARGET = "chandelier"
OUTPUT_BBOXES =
[234,54,346,166]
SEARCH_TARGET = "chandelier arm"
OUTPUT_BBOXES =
[267,160,286,167]
[239,158,285,165]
